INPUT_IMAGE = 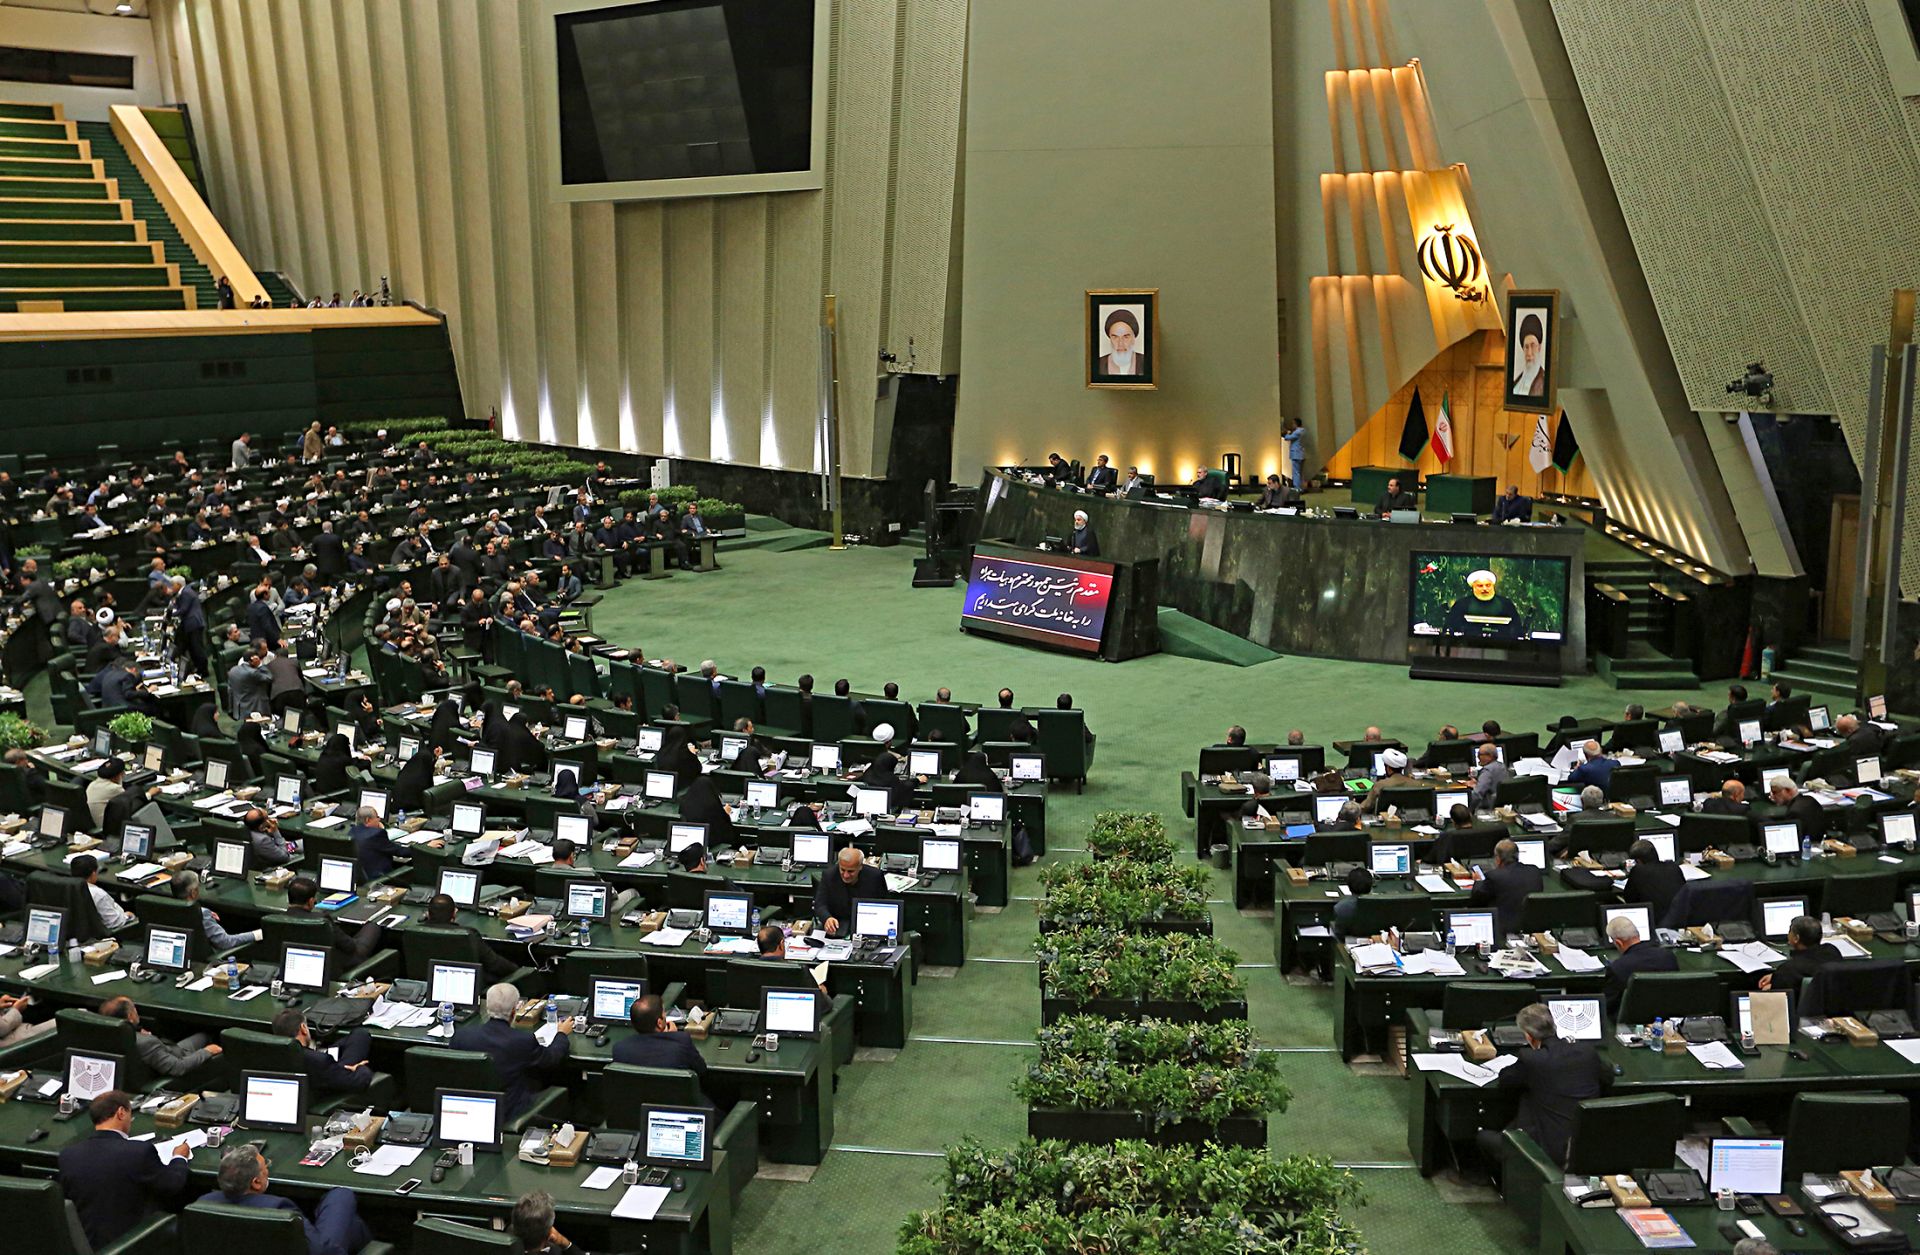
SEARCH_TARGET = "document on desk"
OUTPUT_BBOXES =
[395,829,443,846]
[18,962,59,981]
[1885,1039,1920,1066]
[1718,941,1787,974]
[192,791,237,810]
[2,841,31,859]
[619,850,659,868]
[612,1183,671,1221]
[1650,813,1681,828]
[642,927,693,948]
[581,1166,623,1191]
[1678,863,1710,881]
[1553,947,1603,973]
[307,814,349,829]
[153,1129,208,1161]
[1415,874,1455,895]
[229,985,269,1002]
[1828,935,1871,959]
[1520,813,1561,831]
[1687,1041,1745,1070]
[1296,925,1332,938]
[1401,951,1465,977]
[352,1145,423,1177]
[884,873,918,893]
[702,937,758,955]
[1411,1053,1517,1086]
[91,969,127,985]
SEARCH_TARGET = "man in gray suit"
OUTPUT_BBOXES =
[96,996,221,1077]
[228,642,272,721]
[1468,743,1510,811]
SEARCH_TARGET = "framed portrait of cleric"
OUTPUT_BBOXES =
[1086,290,1158,390]
[1503,289,1559,414]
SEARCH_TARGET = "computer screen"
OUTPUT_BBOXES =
[282,944,330,991]
[282,708,302,735]
[1371,751,1389,778]
[336,723,357,751]
[201,755,234,793]
[142,744,164,771]
[213,840,247,876]
[120,823,153,859]
[636,727,664,753]
[1735,992,1757,1039]
[1869,694,1887,718]
[566,881,609,920]
[854,787,891,817]
[438,867,481,907]
[969,793,1006,824]
[241,1072,306,1132]
[1643,833,1676,863]
[1407,551,1571,642]
[1856,756,1882,784]
[762,988,818,1037]
[1760,898,1805,938]
[436,1090,502,1150]
[1445,910,1495,950]
[1808,705,1830,731]
[452,802,485,837]
[642,1106,711,1170]
[65,1049,119,1103]
[1657,728,1685,754]
[319,857,355,893]
[26,907,64,948]
[359,789,389,820]
[921,837,962,873]
[397,736,420,763]
[470,749,497,776]
[1603,905,1651,942]
[144,926,189,971]
[745,780,780,809]
[1761,822,1800,856]
[791,832,831,865]
[1513,839,1546,869]
[1738,720,1763,746]
[93,728,112,757]
[715,739,743,765]
[704,892,751,934]
[430,961,480,1007]
[591,977,646,1024]
[809,743,841,771]
[853,898,902,939]
[1883,812,1917,847]
[1708,1138,1784,1196]
[555,814,591,846]
[1657,776,1691,807]
[1435,790,1469,815]
[563,715,589,741]
[645,770,676,800]
[908,749,941,777]
[37,804,65,839]
[669,822,707,854]
[1369,844,1410,876]
[275,775,302,807]
[1313,794,1347,824]
[1546,996,1604,1041]
[1011,753,1045,782]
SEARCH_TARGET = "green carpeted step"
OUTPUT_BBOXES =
[1157,610,1283,667]
[0,158,96,180]
[0,219,142,241]
[725,518,834,553]
[0,120,70,141]
[0,241,158,264]
[0,178,109,199]
[75,121,219,310]
[1766,667,1855,700]
[0,197,125,219]
[0,139,84,160]
[0,264,173,287]
[0,288,187,310]
[0,103,59,121]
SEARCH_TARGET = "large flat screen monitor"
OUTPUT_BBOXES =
[1407,552,1570,644]
[961,550,1116,655]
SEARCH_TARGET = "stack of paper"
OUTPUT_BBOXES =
[1554,947,1603,973]
[1410,1053,1517,1086]
[642,927,693,947]
[352,1145,424,1177]
[1687,1041,1744,1070]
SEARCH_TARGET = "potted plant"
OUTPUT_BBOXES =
[1035,860,1212,933]
[0,713,47,752]
[107,711,154,750]
[1085,810,1175,862]
[1036,928,1247,1024]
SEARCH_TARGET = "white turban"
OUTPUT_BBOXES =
[871,723,895,744]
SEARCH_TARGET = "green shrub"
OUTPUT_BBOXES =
[108,712,154,743]
[1085,810,1174,862]
[1036,859,1210,926]
[51,553,110,582]
[1037,928,1243,1009]
[1015,1016,1290,1122]
[0,713,47,751]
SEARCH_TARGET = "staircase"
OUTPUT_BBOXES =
[1588,557,1697,690]
[257,269,300,308]
[1769,642,1859,705]
[74,120,217,311]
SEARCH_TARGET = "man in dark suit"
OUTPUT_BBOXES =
[200,1142,371,1255]
[1699,779,1750,816]
[814,847,889,938]
[1600,912,1677,1013]
[1066,510,1099,556]
[1564,741,1618,792]
[1760,681,1799,733]
[59,1090,193,1251]
[1374,476,1416,516]
[1490,485,1534,523]
[1475,1003,1611,1174]
[1085,454,1118,492]
[1256,474,1295,509]
[611,993,710,1096]
[167,576,209,676]
[268,1007,375,1095]
[246,586,281,649]
[1835,714,1888,757]
[1759,915,1844,992]
[264,645,304,715]
[423,893,519,980]
[312,522,346,580]
[349,805,418,881]
[1468,839,1543,939]
[1623,840,1686,923]
[1768,779,1826,839]
[450,982,575,1120]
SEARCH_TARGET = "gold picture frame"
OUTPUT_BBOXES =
[1086,289,1159,390]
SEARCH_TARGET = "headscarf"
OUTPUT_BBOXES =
[315,733,356,793]
[954,751,1000,791]
[552,768,580,800]
[391,743,436,810]
[679,776,738,844]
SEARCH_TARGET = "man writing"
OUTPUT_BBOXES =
[1473,1003,1610,1176]
[59,1090,193,1250]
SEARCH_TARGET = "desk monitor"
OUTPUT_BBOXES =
[1010,753,1045,782]
[1657,728,1685,755]
[1513,839,1546,869]
[1369,844,1411,876]
[1656,776,1692,808]
[1808,705,1831,732]
[1371,751,1390,778]
[761,987,819,1038]
[1738,719,1763,747]
[359,788,389,821]
[142,744,164,772]
[554,814,592,847]
[1546,995,1604,1042]
[335,722,357,752]
[1435,790,1470,816]
[203,759,229,792]
[1602,904,1652,943]
[213,839,248,877]
[274,775,302,808]
[554,758,587,790]
[144,925,190,971]
[566,881,610,920]
[642,1105,713,1172]
[669,822,708,854]
[854,787,891,818]
[791,831,831,865]
[1759,897,1806,939]
[1266,755,1303,783]
[921,836,962,874]
[281,943,331,992]
[590,977,647,1025]
[281,708,302,736]
[908,749,941,777]
[645,770,677,801]
[240,1072,307,1133]
[704,891,752,935]
[319,856,356,894]
[1642,833,1676,863]
[1869,694,1887,719]
[1312,794,1347,825]
[809,743,841,772]
[1856,756,1883,785]
[92,728,113,758]
[120,822,154,860]
[1708,1137,1784,1196]
[1882,812,1917,849]
[563,714,590,742]
[451,802,485,837]
[719,736,746,763]
[853,897,902,940]
[435,1089,503,1151]
[38,803,67,841]
[1761,821,1801,857]
[969,793,1006,824]
[25,907,65,949]
[1445,909,1496,950]
[470,749,497,777]
[745,780,780,810]
[636,727,664,754]
[430,961,481,1008]
[437,866,482,907]
[391,734,423,764]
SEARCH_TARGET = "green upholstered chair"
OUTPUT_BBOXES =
[0,1175,176,1255]
[597,1063,758,1204]
[215,1025,395,1113]
[1616,972,1724,1024]
[181,1201,396,1255]
[1783,1092,1910,1175]
[400,1045,567,1134]
[409,1216,521,1255]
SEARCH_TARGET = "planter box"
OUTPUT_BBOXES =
[1027,1106,1148,1144]
[706,512,746,533]
[1156,1114,1268,1149]
[1039,995,1249,1026]
[1037,915,1212,937]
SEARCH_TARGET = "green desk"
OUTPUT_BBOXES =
[1544,1180,1917,1254]
[1425,474,1495,518]
[1350,465,1415,506]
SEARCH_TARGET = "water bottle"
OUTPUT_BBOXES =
[1445,929,1456,957]
[577,917,590,947]
[1820,911,1832,936]
[544,995,557,1027]
[750,905,762,934]
[1800,832,1813,862]
[886,921,898,948]
[226,956,238,992]
[1649,1017,1664,1052]
[438,1002,455,1036]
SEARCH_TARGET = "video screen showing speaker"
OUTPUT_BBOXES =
[961,551,1115,655]
[1407,552,1569,644]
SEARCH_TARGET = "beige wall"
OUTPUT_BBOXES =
[148,0,966,478]
[0,7,162,118]
[953,0,1283,483]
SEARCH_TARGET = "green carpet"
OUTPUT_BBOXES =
[586,526,1728,1254]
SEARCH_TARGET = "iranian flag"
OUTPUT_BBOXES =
[1429,390,1455,464]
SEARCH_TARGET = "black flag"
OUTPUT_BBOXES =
[1552,410,1580,472]
[1398,389,1429,463]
